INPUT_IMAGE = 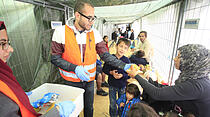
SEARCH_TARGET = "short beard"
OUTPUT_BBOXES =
[78,20,87,31]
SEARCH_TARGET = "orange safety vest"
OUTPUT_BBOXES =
[0,80,37,117]
[59,25,97,82]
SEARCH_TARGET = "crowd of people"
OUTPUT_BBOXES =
[0,0,209,117]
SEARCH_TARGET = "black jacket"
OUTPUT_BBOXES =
[129,55,148,66]
[135,75,210,117]
[129,32,134,40]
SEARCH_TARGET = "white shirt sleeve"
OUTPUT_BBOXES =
[52,25,65,44]
[93,29,103,44]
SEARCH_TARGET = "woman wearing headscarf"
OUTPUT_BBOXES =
[127,44,210,117]
[0,21,74,117]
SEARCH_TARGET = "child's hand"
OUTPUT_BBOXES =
[112,70,123,79]
[110,70,123,79]
[120,102,125,107]
[114,73,123,79]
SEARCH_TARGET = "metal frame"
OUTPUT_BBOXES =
[16,0,65,11]
[15,0,74,24]
[168,0,188,85]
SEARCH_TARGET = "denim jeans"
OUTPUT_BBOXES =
[109,86,125,117]
[61,79,94,117]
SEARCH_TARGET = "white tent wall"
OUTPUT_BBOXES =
[141,2,181,83]
[172,0,210,84]
[131,19,141,39]
[140,0,210,84]
[102,22,115,41]
[93,18,103,36]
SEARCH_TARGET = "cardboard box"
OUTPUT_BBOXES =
[28,83,84,117]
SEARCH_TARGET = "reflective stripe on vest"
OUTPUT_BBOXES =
[60,70,96,79]
[59,63,96,79]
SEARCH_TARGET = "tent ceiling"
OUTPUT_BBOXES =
[95,0,175,24]
[34,0,159,7]
[17,0,176,24]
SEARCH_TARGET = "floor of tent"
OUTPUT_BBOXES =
[93,87,110,117]
[79,86,109,117]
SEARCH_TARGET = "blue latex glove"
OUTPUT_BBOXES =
[124,64,133,71]
[32,99,42,108]
[40,93,59,104]
[56,101,76,117]
[75,65,90,81]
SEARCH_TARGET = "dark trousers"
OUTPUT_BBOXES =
[109,86,125,117]
[61,78,94,117]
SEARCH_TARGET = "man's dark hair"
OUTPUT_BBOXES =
[116,38,131,47]
[127,103,159,117]
[139,31,147,37]
[135,50,145,58]
[126,84,140,98]
[74,0,94,13]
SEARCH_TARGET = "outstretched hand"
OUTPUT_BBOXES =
[126,64,139,78]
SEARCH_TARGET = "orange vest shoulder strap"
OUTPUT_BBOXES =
[84,31,97,64]
[63,25,82,65]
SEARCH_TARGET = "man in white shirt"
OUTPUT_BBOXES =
[135,31,154,64]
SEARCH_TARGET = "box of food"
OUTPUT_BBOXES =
[28,83,84,117]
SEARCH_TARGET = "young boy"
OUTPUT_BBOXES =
[116,83,141,117]
[102,38,131,117]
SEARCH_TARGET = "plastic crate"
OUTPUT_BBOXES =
[28,83,84,117]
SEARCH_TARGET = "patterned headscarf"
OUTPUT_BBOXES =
[175,44,210,84]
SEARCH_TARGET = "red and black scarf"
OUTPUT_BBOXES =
[0,21,40,116]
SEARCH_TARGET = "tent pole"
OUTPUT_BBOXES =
[168,0,188,85]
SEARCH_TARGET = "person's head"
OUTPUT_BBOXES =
[131,29,134,32]
[174,44,210,84]
[103,35,108,43]
[135,50,145,58]
[74,1,96,31]
[115,38,130,58]
[0,21,14,63]
[138,31,147,42]
[127,103,159,117]
[126,83,140,101]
